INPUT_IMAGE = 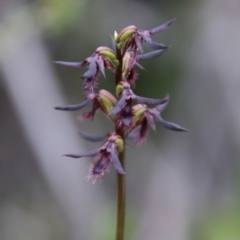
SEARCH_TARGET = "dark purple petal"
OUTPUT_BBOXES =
[138,117,149,145]
[150,18,176,36]
[127,69,139,87]
[83,77,96,91]
[82,60,97,78]
[137,49,167,60]
[79,132,109,142]
[145,41,169,50]
[127,121,149,146]
[90,99,101,120]
[53,61,84,68]
[92,156,110,174]
[121,103,133,127]
[108,95,127,116]
[63,147,101,158]
[154,115,189,132]
[54,99,89,111]
[110,145,126,174]
[134,95,168,105]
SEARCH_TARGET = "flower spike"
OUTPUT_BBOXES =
[55,18,188,184]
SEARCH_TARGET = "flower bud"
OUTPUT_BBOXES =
[132,104,147,124]
[114,31,118,41]
[115,136,124,153]
[122,52,131,79]
[96,47,117,61]
[98,89,117,114]
[116,81,124,98]
[117,25,137,43]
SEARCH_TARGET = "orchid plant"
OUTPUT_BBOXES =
[54,18,188,240]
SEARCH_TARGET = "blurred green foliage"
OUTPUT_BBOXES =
[193,205,240,240]
[35,0,86,36]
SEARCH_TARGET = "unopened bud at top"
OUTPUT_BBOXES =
[116,25,137,43]
[114,31,118,41]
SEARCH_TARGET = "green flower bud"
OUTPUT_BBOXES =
[116,82,124,98]
[96,47,117,61]
[117,25,137,43]
[132,104,147,124]
[98,89,117,114]
[115,136,124,153]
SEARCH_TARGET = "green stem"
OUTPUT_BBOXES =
[115,47,125,240]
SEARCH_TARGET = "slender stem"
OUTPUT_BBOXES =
[115,47,125,240]
[115,48,123,86]
[116,148,125,240]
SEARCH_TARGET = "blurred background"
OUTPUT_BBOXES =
[0,0,240,239]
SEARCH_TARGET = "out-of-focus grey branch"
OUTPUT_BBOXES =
[0,8,102,240]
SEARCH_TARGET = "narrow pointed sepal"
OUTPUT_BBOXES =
[135,62,145,70]
[150,18,176,36]
[63,147,101,158]
[155,97,170,113]
[154,115,189,132]
[137,49,167,60]
[110,145,126,174]
[53,61,84,68]
[54,99,89,111]
[145,41,169,50]
[79,132,109,142]
[135,95,169,105]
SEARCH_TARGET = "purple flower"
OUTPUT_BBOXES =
[64,134,125,183]
[54,47,119,94]
[55,89,117,121]
[116,19,176,53]
[128,97,189,145]
[109,81,168,128]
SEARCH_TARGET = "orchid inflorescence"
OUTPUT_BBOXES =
[54,18,188,183]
